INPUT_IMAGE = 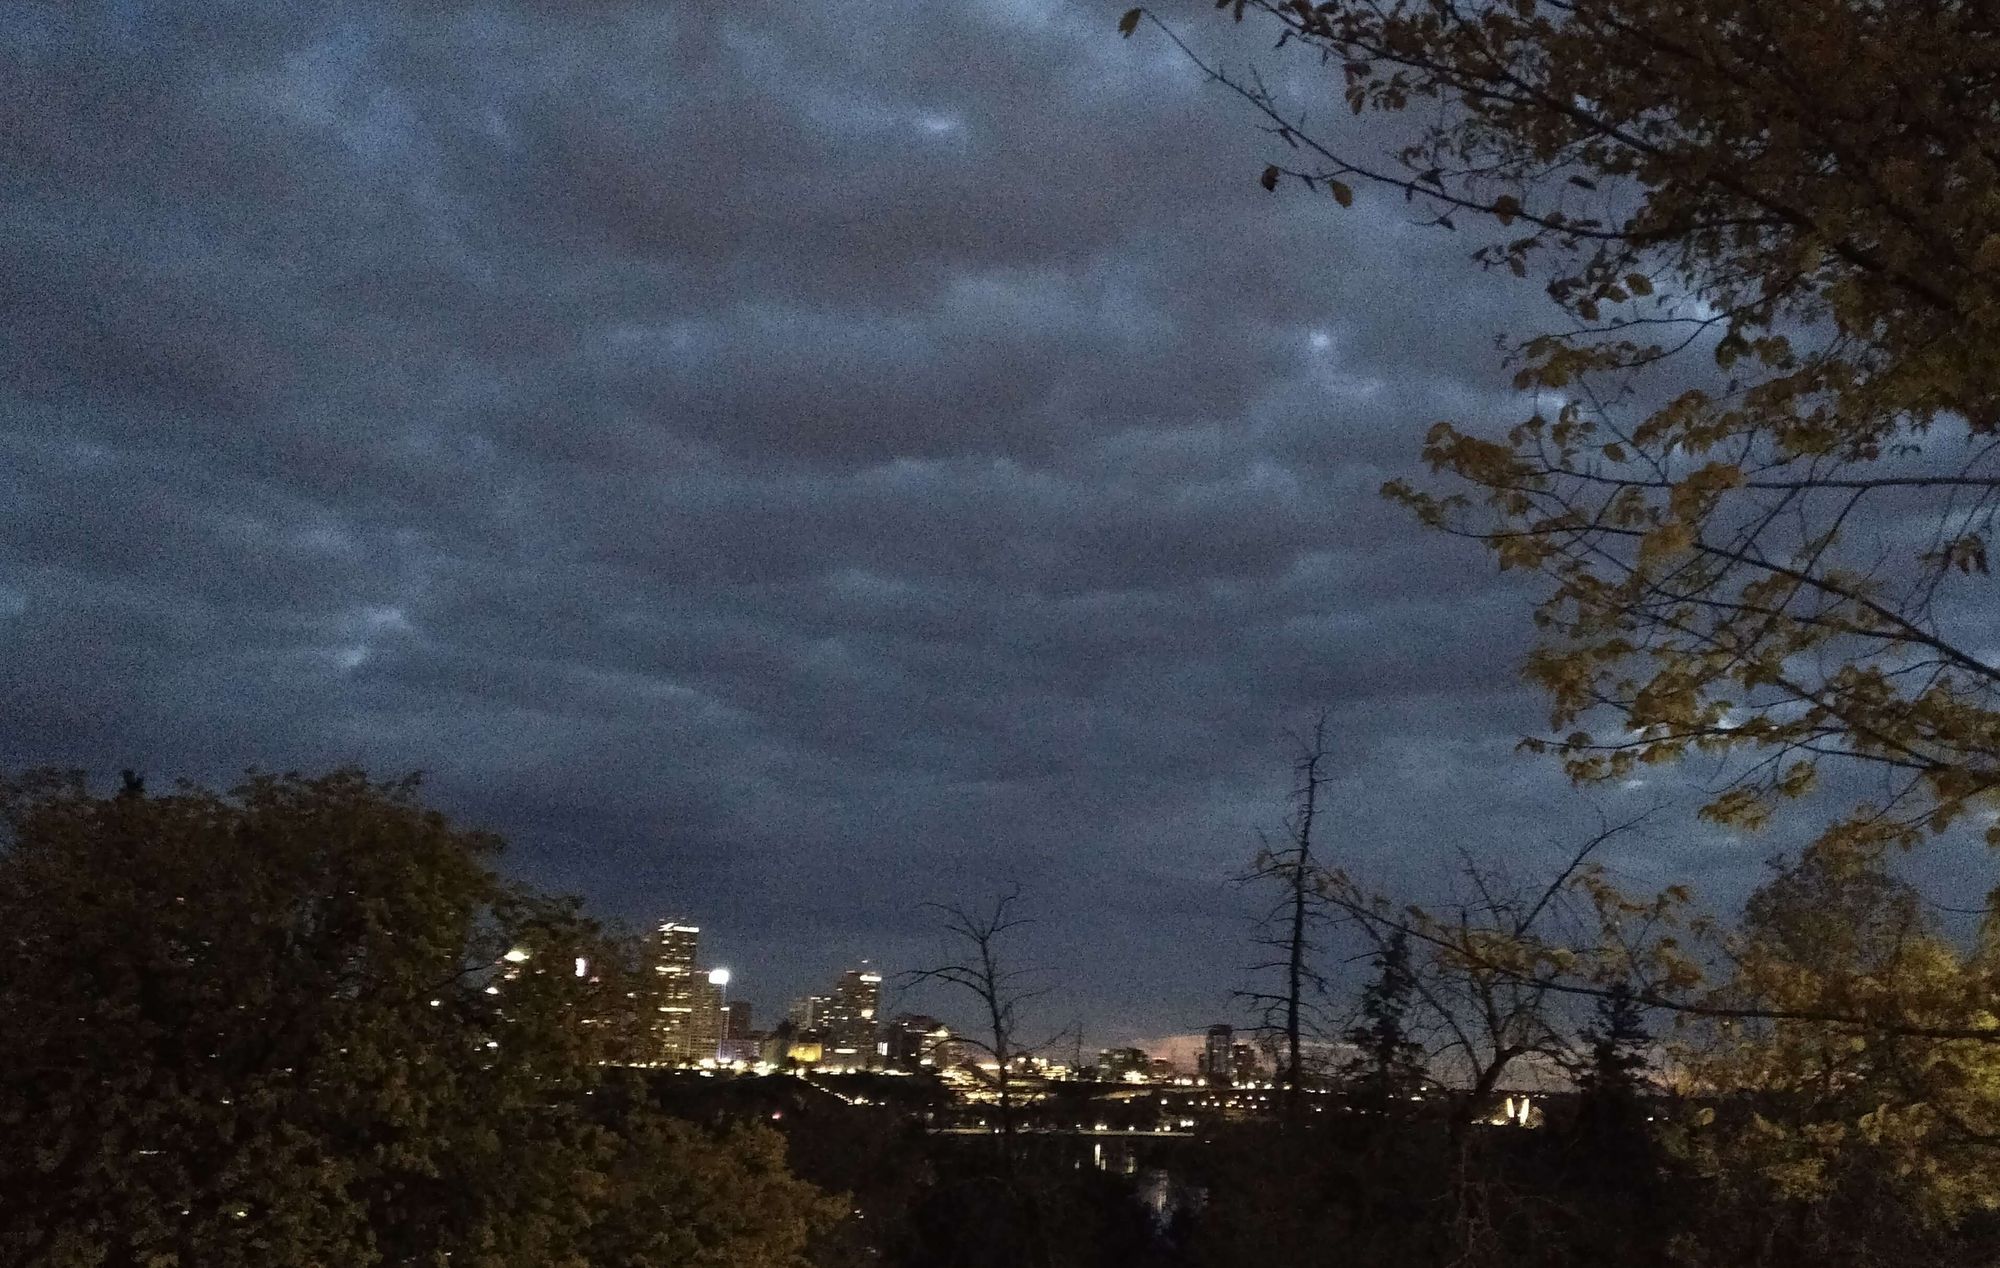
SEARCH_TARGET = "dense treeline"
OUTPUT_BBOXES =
[665,1063,2000,1268]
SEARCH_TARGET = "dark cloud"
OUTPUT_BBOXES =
[0,0,1792,1041]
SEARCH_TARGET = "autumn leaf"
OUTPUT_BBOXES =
[1637,520,1696,566]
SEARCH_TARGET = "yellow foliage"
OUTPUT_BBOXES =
[1156,0,2000,1234]
[1193,0,2000,900]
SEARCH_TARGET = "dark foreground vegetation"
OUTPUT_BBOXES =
[0,771,838,1268]
[674,1065,2000,1268]
[7,770,2000,1268]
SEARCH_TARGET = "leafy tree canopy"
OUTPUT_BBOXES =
[0,768,837,1268]
[1128,0,2000,865]
[1678,849,2000,1228]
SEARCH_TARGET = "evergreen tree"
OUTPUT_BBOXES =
[1340,929,1424,1107]
[1577,982,1648,1100]
[1570,981,1652,1164]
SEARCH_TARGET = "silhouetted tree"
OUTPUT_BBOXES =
[1569,980,1653,1169]
[1236,712,1335,1126]
[1315,812,1657,1132]
[903,889,1073,1268]
[905,887,1048,1164]
[1578,982,1648,1099]
[1341,928,1425,1109]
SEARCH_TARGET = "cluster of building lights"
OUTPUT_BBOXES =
[616,924,1547,1128]
[646,922,924,1074]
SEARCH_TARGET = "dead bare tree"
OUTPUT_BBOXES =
[903,887,1049,1165]
[1236,712,1336,1126]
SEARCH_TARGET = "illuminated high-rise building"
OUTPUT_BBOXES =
[823,967,883,1065]
[835,968,881,1024]
[788,995,830,1030]
[1203,1024,1235,1086]
[1098,1047,1152,1083]
[1231,1041,1261,1083]
[689,968,729,1065]
[655,922,701,1064]
[885,1014,954,1070]
[656,922,699,974]
[723,1000,753,1040]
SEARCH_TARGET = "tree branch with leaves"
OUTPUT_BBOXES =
[1123,0,2000,897]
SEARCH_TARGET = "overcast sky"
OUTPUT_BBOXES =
[2,0,1813,1043]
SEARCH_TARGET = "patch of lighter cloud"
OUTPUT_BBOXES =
[602,318,714,361]
[359,605,412,634]
[1232,456,1305,502]
[322,606,414,675]
[826,567,913,601]
[332,645,370,672]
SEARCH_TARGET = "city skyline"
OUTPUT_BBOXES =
[645,911,1319,1062]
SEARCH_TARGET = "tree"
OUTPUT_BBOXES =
[1674,847,2000,1248]
[1125,0,2000,922]
[1317,814,1659,1129]
[1576,980,1649,1105]
[1340,928,1427,1108]
[1568,980,1654,1168]
[0,768,837,1268]
[905,888,1050,1161]
[1236,713,1336,1125]
[903,889,1073,1268]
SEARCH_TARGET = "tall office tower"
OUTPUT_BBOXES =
[1231,1041,1261,1083]
[687,968,728,1065]
[835,968,882,1024]
[884,1014,953,1070]
[655,922,700,1064]
[824,967,883,1065]
[788,995,830,1030]
[1203,1024,1235,1086]
[1098,1047,1152,1083]
[723,1000,753,1041]
[720,997,761,1065]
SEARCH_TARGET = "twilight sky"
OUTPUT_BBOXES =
[1,0,1802,1043]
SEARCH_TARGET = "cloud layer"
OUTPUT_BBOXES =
[0,0,1764,1039]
